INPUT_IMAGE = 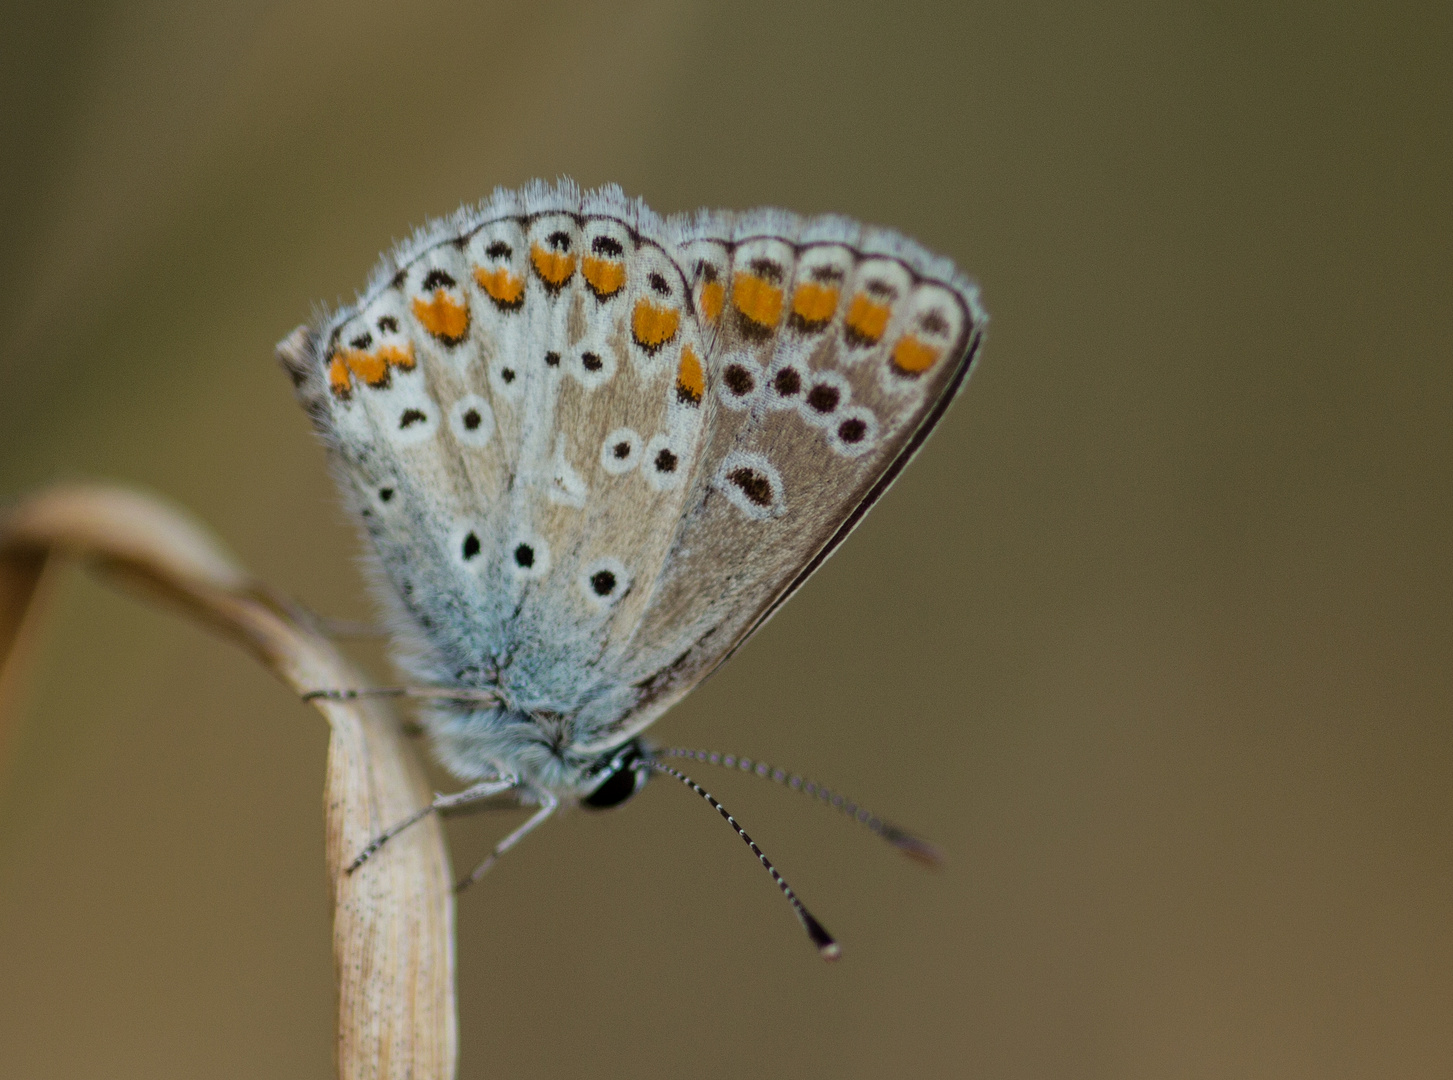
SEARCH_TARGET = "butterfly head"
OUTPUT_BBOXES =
[579,740,653,810]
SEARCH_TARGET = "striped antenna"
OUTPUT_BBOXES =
[654,748,943,867]
[649,760,840,962]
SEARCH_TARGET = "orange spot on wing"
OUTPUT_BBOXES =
[890,334,941,375]
[699,279,725,323]
[530,243,576,288]
[411,291,470,344]
[632,299,680,351]
[792,282,839,327]
[473,266,525,307]
[328,355,352,397]
[378,342,415,371]
[582,256,626,298]
[846,293,892,344]
[675,345,704,405]
[732,273,783,328]
[341,348,389,388]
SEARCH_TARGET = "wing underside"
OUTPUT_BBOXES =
[280,181,985,758]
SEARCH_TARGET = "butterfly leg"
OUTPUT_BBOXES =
[456,791,559,892]
[312,617,389,639]
[347,777,517,874]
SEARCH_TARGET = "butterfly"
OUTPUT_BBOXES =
[277,179,985,958]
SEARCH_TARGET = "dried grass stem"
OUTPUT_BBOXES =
[0,484,457,1080]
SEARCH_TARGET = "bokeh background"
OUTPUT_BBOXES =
[1,2,1449,1077]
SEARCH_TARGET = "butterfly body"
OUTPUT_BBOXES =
[280,180,984,804]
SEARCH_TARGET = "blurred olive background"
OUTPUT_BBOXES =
[1,1,1449,1077]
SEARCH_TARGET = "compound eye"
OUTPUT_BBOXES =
[582,760,647,809]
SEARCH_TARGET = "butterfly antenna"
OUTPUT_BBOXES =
[301,686,503,707]
[648,760,840,962]
[655,748,943,867]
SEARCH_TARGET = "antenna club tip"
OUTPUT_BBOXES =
[883,827,946,868]
[804,914,840,960]
[900,842,946,868]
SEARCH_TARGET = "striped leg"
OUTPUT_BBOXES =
[346,777,517,874]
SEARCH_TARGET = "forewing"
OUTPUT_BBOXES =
[282,187,719,744]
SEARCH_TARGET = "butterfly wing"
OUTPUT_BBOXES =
[284,187,718,743]
[280,182,983,774]
[590,208,986,750]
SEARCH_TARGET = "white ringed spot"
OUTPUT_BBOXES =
[579,556,630,609]
[600,427,642,474]
[764,361,808,410]
[569,345,617,390]
[796,369,853,428]
[388,402,438,445]
[827,405,879,457]
[507,533,551,579]
[449,522,487,567]
[644,434,685,491]
[714,450,785,520]
[717,352,761,411]
[448,395,495,447]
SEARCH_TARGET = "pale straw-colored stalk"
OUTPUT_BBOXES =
[0,484,457,1080]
